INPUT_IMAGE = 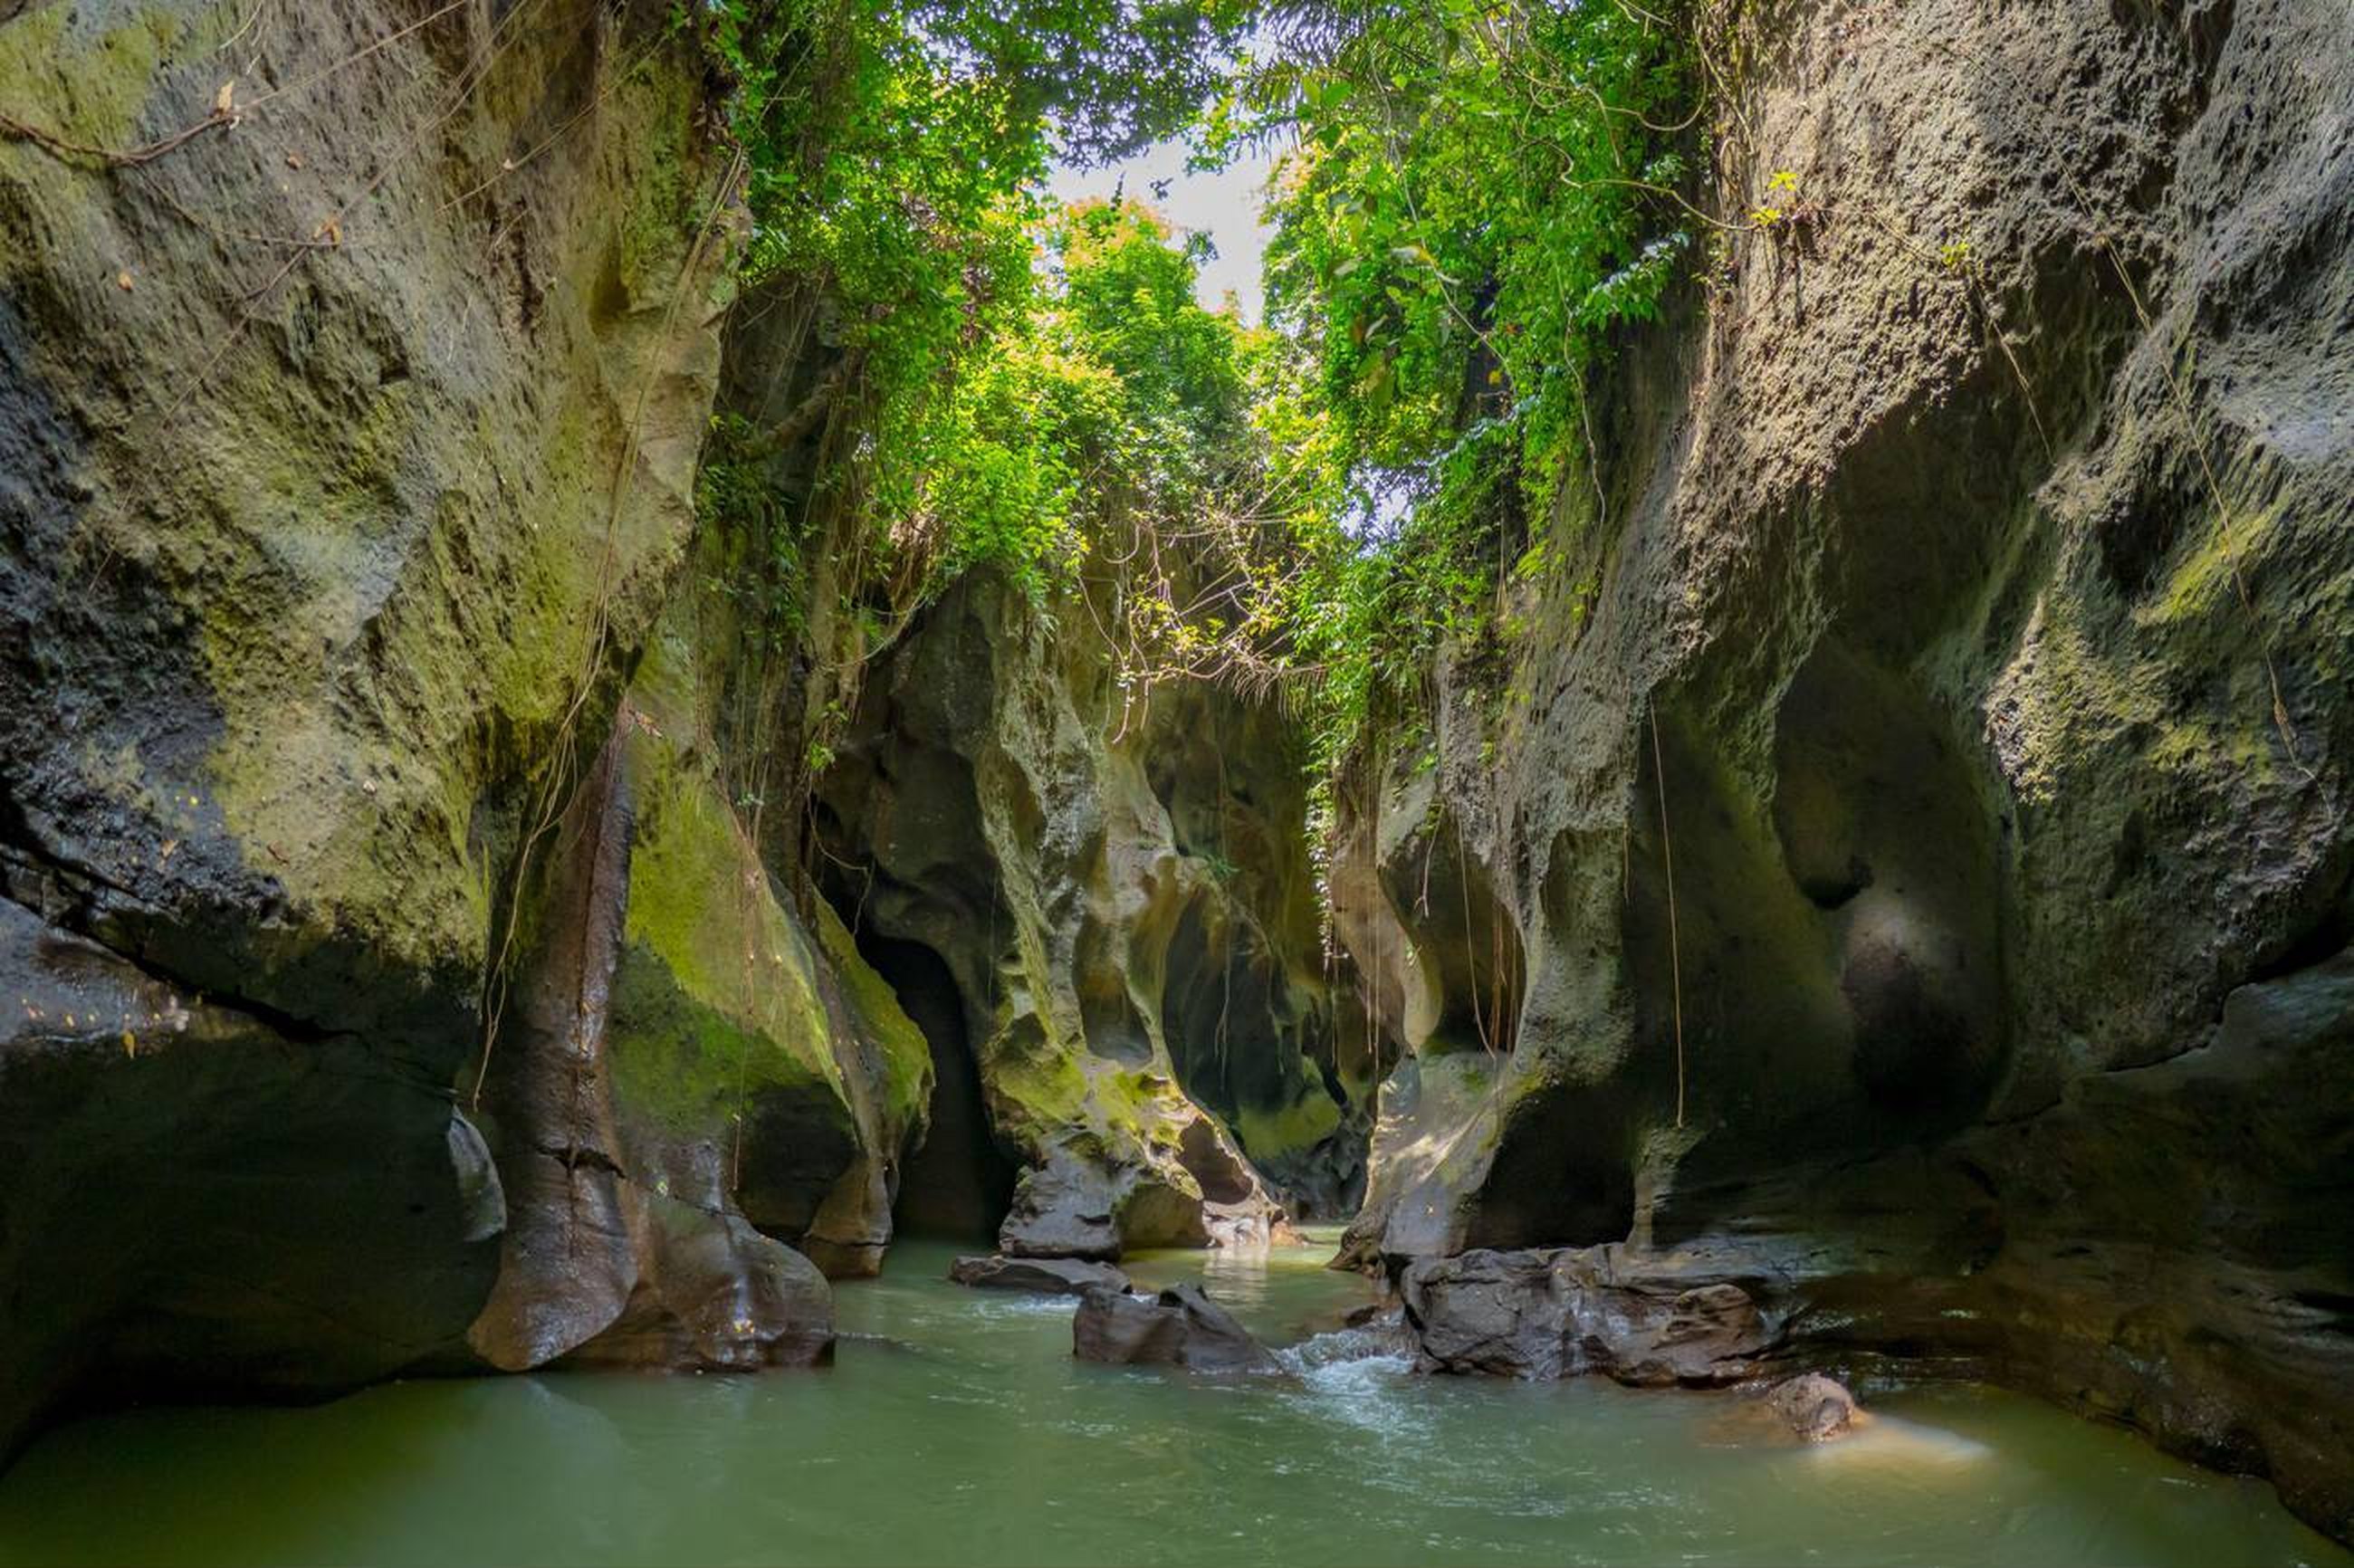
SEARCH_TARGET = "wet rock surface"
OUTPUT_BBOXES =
[0,0,2346,1547]
[814,566,1351,1257]
[0,0,740,1456]
[464,722,861,1372]
[1073,1284,1282,1374]
[1203,1197,1306,1250]
[997,1144,1129,1260]
[0,0,916,1445]
[950,1255,1131,1296]
[0,895,502,1462]
[1402,1248,1770,1386]
[1768,1375,1861,1442]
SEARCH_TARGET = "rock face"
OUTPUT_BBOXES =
[0,0,2348,1548]
[1073,1284,1281,1374]
[0,0,730,1451]
[0,0,1324,1463]
[0,0,919,1451]
[461,686,923,1369]
[0,0,1315,1464]
[813,569,1351,1255]
[949,1255,1131,1296]
[0,894,502,1459]
[1333,0,2354,1538]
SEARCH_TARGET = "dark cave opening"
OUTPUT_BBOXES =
[860,934,1017,1245]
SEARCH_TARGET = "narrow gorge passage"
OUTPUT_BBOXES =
[1,0,2349,1564]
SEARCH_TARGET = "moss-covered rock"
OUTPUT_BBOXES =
[0,0,743,1444]
[0,893,502,1466]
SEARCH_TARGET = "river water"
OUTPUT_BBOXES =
[0,1230,2343,1567]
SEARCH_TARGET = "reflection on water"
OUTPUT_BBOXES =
[0,1230,2344,1568]
[1807,1413,1995,1469]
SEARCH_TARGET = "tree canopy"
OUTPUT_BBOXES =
[688,0,1694,820]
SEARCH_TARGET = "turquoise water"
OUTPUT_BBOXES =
[0,1232,2344,1567]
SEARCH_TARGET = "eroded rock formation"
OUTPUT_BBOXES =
[0,0,742,1458]
[0,0,2348,1548]
[1335,0,2354,1538]
[0,0,1349,1462]
[0,0,922,1449]
[811,567,1354,1257]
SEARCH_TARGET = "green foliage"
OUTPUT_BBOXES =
[1234,0,1692,798]
[698,0,1255,497]
[688,2,1269,607]
[685,0,1696,877]
[694,410,809,649]
[1054,200,1250,463]
[1250,0,1686,509]
[896,198,1262,599]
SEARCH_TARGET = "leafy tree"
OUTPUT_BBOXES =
[914,198,1263,600]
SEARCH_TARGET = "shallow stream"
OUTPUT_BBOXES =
[0,1231,2343,1567]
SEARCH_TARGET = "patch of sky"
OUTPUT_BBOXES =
[1043,138,1278,323]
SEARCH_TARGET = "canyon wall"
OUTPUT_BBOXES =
[1339,0,2354,1538]
[810,568,1358,1256]
[1,0,2349,1545]
[0,0,1345,1463]
[0,0,880,1454]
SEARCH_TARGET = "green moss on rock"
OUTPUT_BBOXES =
[813,895,932,1137]
[606,728,847,1136]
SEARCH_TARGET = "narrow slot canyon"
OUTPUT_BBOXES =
[0,1,2349,1564]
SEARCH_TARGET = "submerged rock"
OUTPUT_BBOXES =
[1768,1374,1862,1441]
[1073,1284,1281,1374]
[1401,1247,1771,1386]
[950,1255,1131,1296]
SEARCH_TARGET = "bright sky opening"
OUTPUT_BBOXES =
[1046,140,1280,323]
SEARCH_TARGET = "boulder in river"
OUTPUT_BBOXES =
[997,1145,1126,1260]
[1401,1246,1772,1385]
[1073,1284,1281,1373]
[1767,1373,1862,1441]
[950,1255,1131,1296]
